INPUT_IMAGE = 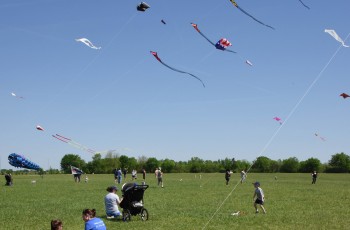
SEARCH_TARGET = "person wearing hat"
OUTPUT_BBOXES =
[252,181,266,214]
[105,186,122,219]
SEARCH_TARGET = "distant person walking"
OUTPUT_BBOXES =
[142,169,146,181]
[157,169,164,188]
[225,169,231,185]
[123,168,127,179]
[131,169,137,180]
[252,181,266,214]
[311,171,317,184]
[240,170,247,184]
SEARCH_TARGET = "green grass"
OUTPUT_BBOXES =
[1,173,349,229]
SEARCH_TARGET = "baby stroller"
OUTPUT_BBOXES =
[120,182,149,221]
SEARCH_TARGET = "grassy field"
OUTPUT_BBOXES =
[0,173,349,230]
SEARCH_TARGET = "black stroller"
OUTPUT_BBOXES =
[120,183,149,221]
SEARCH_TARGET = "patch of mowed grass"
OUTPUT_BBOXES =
[0,173,349,229]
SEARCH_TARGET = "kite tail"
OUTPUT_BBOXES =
[298,0,310,10]
[198,31,216,47]
[160,61,205,88]
[236,6,275,30]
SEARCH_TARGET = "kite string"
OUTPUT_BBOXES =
[202,32,350,230]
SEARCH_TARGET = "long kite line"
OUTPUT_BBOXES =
[202,32,350,229]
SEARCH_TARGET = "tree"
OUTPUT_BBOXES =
[60,154,86,174]
[119,155,130,169]
[299,158,321,173]
[145,157,160,173]
[327,152,350,173]
[161,159,176,173]
[188,157,204,173]
[280,157,299,173]
[252,156,272,172]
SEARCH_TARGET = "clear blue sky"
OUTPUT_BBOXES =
[1,0,349,170]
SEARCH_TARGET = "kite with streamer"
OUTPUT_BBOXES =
[340,93,350,99]
[191,23,236,53]
[71,165,83,175]
[228,1,275,30]
[8,153,41,170]
[324,29,349,47]
[314,133,326,142]
[150,51,205,87]
[52,134,96,154]
[75,38,101,49]
[137,2,150,11]
[273,117,282,125]
[245,60,253,66]
[11,92,24,99]
[298,0,310,9]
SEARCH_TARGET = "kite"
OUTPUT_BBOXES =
[340,93,350,99]
[161,19,166,25]
[11,92,24,99]
[298,0,310,10]
[325,29,349,47]
[71,165,83,175]
[273,117,282,125]
[228,1,275,30]
[245,60,253,66]
[314,133,326,142]
[8,153,41,170]
[150,51,205,87]
[36,125,44,131]
[75,38,101,50]
[52,134,96,154]
[191,23,236,53]
[137,2,150,11]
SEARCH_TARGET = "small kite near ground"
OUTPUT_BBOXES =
[273,117,282,125]
[137,2,150,11]
[75,38,101,49]
[324,29,349,47]
[36,125,44,131]
[191,23,236,53]
[150,51,205,88]
[228,0,275,30]
[340,93,350,99]
[298,0,310,9]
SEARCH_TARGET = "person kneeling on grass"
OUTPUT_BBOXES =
[252,181,266,214]
[105,185,122,219]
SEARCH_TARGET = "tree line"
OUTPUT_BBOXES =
[3,152,349,175]
[57,151,350,174]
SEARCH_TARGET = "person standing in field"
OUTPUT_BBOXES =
[123,168,127,179]
[82,209,106,230]
[225,169,231,185]
[252,181,266,214]
[131,169,137,180]
[311,171,317,184]
[240,170,247,184]
[51,219,63,230]
[142,168,146,181]
[155,168,159,179]
[105,186,122,219]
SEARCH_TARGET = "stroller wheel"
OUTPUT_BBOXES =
[122,209,131,221]
[140,208,149,221]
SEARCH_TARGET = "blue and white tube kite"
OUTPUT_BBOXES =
[8,153,41,170]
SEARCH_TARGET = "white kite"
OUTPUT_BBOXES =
[75,38,101,49]
[11,92,24,99]
[324,29,349,47]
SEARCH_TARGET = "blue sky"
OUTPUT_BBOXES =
[1,0,349,170]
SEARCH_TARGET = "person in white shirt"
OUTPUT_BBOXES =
[105,186,122,218]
